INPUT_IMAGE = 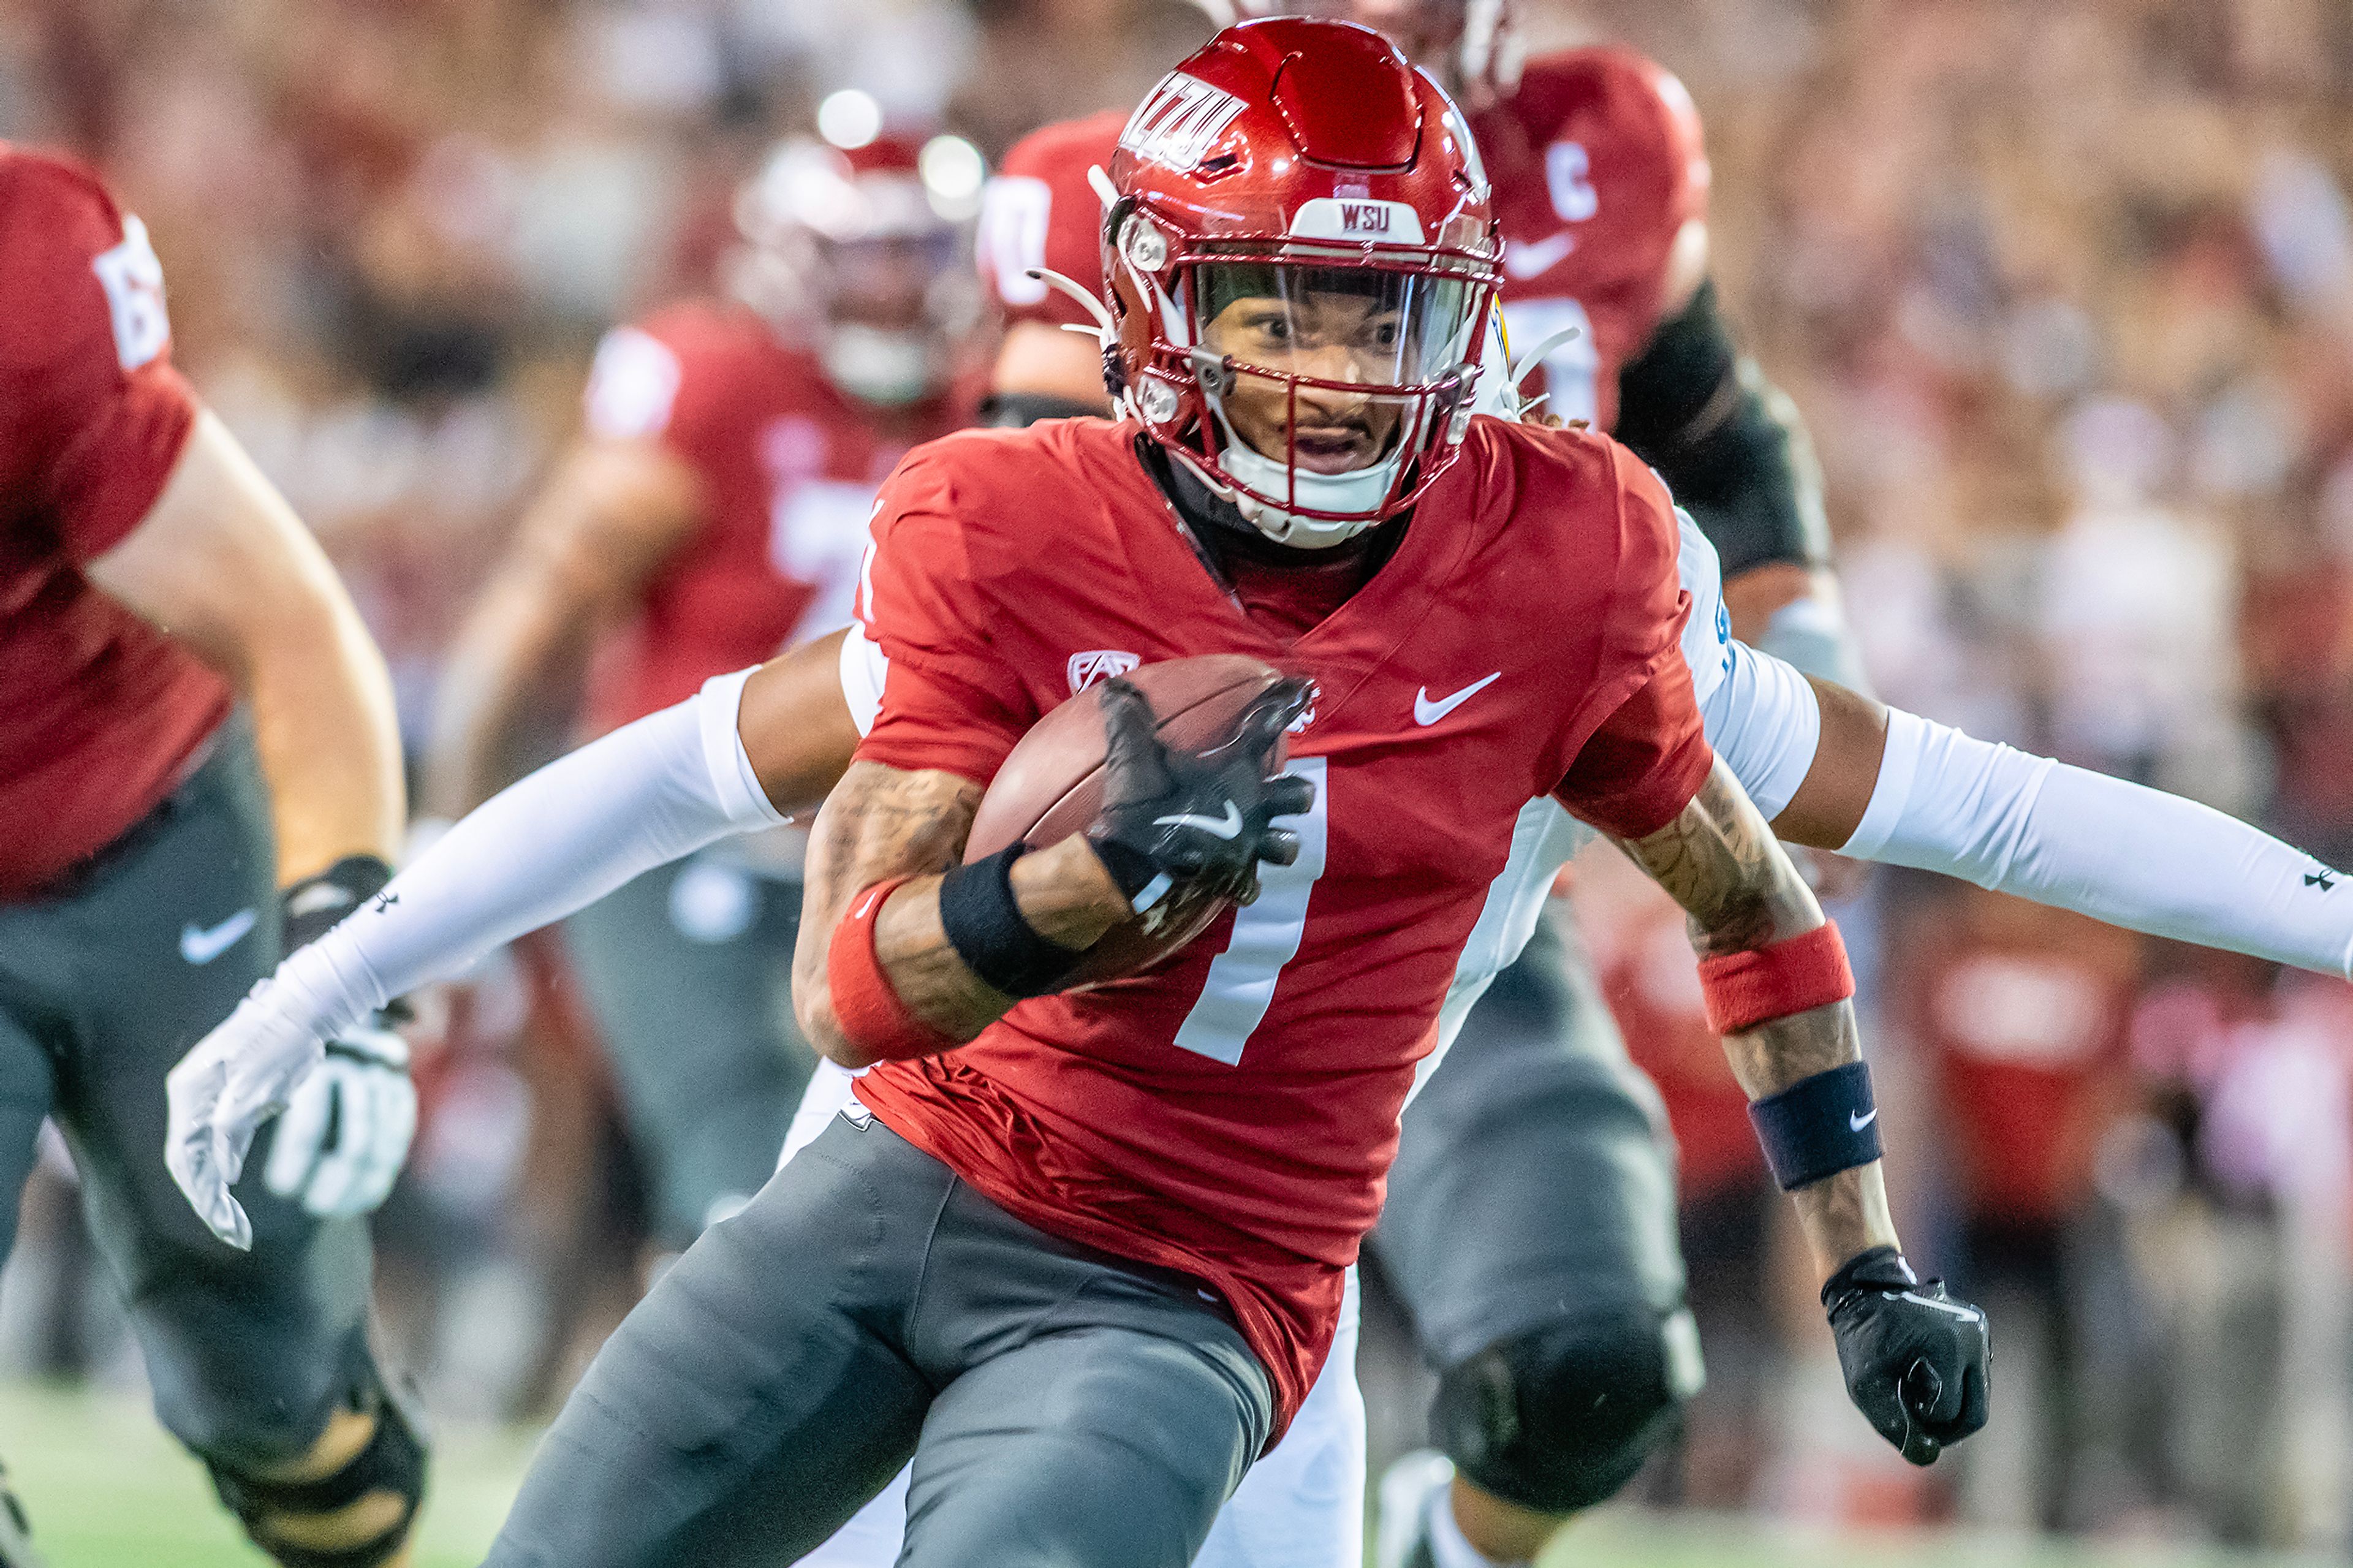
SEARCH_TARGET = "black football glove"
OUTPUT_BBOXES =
[1086,676,1317,911]
[1824,1246,1991,1466]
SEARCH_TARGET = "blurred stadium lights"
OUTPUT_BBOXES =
[818,89,884,150]
[920,135,987,220]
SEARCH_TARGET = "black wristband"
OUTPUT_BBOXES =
[281,854,395,952]
[1748,1061,1882,1191]
[938,845,1090,999]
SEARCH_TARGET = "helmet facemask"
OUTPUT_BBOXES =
[1154,256,1489,547]
[810,229,973,406]
[732,137,983,408]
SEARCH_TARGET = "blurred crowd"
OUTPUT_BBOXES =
[8,0,2353,1553]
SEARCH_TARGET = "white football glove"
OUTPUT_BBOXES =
[165,965,374,1249]
[262,1018,415,1222]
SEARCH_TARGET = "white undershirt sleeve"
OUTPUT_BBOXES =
[278,668,786,1034]
[1670,510,1825,822]
[1843,708,2353,979]
[1700,640,1822,822]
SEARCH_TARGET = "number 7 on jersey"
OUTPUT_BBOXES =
[1172,759,1329,1064]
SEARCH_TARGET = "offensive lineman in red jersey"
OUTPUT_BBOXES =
[0,148,424,1567]
[971,8,1855,1563]
[235,25,1976,1567]
[424,134,967,1255]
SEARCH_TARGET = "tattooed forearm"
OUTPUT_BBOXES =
[792,761,1129,1066]
[793,761,982,1061]
[1608,759,1821,971]
[1607,756,1896,1274]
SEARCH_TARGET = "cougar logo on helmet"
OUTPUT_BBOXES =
[1121,75,1250,173]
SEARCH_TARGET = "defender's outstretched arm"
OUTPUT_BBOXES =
[165,632,858,1247]
[1767,673,2353,977]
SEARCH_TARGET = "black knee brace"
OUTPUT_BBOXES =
[1433,1309,1693,1515]
[207,1367,428,1568]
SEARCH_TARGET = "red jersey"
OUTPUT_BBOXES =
[576,301,966,735]
[979,47,1707,430]
[0,145,221,901]
[849,415,1711,1433]
[1907,896,2133,1227]
[1591,882,1767,1201]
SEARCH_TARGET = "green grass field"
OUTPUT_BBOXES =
[0,1380,2327,1568]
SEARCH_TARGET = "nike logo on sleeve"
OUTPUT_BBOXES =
[1849,1108,1879,1132]
[180,909,258,966]
[1414,673,1502,726]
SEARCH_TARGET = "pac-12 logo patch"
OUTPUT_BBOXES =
[1068,650,1142,694]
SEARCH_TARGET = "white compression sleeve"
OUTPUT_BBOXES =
[277,669,787,1032]
[1843,709,2353,978]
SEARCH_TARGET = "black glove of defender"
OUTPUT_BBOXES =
[1824,1246,1991,1466]
[1087,676,1317,911]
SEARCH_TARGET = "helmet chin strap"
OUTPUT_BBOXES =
[1184,403,1396,550]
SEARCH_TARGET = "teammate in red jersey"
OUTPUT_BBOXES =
[0,145,423,1568]
[422,133,973,1254]
[973,7,1863,1564]
[178,26,1977,1567]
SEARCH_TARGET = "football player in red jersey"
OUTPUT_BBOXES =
[172,26,1990,1567]
[422,134,972,1256]
[171,22,2353,1567]
[0,146,425,1568]
[970,6,1863,1563]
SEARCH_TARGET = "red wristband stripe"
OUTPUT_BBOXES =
[827,877,960,1062]
[1696,922,1855,1036]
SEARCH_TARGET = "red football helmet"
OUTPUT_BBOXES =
[1104,18,1501,547]
[1194,0,1523,102]
[733,132,985,406]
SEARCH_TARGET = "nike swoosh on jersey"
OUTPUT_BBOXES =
[1849,1108,1878,1132]
[1413,672,1503,726]
[1502,233,1577,280]
[180,908,258,966]
[1153,801,1244,840]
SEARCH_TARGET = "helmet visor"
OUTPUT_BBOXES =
[1194,262,1480,390]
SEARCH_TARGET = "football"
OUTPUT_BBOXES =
[965,653,1289,988]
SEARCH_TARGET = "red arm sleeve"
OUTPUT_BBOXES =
[1552,442,1713,838]
[2,151,198,561]
[851,450,1039,786]
[976,111,1124,331]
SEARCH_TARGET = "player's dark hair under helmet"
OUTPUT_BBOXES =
[1100,18,1503,548]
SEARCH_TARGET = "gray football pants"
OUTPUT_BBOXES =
[563,850,814,1247]
[485,1116,1275,1568]
[0,716,381,1471]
